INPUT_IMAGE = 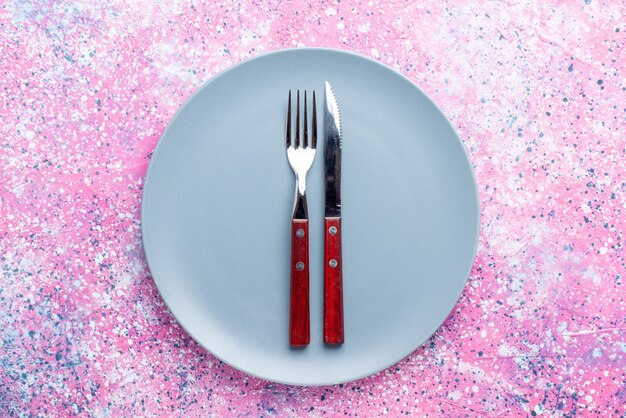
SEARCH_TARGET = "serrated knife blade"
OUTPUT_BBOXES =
[324,81,342,217]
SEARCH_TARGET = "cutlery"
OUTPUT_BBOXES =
[286,90,317,347]
[323,81,344,345]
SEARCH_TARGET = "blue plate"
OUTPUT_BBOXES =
[142,48,479,386]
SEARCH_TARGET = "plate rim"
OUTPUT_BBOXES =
[141,46,481,386]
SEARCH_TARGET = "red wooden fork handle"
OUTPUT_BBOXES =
[289,219,310,347]
[324,217,344,344]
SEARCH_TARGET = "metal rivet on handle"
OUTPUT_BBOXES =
[296,262,305,271]
[296,228,305,237]
[329,226,337,235]
[329,259,337,268]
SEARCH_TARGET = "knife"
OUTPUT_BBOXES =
[323,81,344,345]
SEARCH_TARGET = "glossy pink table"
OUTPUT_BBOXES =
[1,1,624,415]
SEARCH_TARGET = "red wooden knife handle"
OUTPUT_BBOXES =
[324,217,344,344]
[290,219,310,347]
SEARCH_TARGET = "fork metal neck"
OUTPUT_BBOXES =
[292,180,308,219]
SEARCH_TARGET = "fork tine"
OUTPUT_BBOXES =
[311,91,317,149]
[295,90,300,148]
[303,91,308,148]
[286,90,292,148]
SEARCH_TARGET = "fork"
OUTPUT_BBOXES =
[286,90,317,347]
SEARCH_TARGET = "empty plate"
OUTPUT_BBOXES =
[141,48,479,385]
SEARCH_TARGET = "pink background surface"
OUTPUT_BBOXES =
[1,0,625,416]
